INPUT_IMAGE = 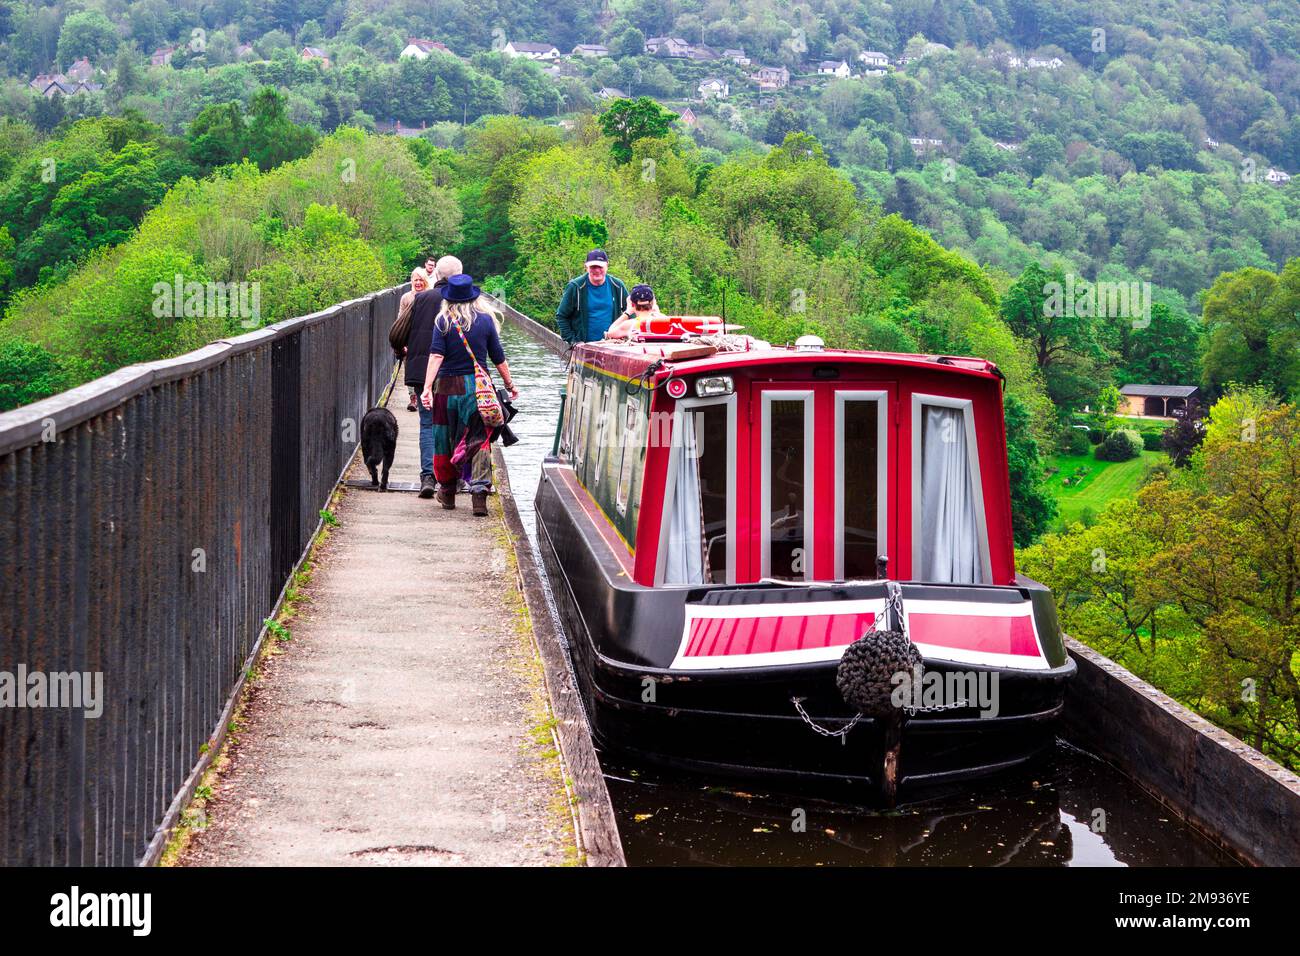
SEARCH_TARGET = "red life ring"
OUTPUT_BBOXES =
[635,315,725,339]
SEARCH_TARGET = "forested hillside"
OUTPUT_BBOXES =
[1,1,1296,326]
[0,6,1297,765]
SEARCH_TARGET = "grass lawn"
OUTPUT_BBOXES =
[1044,449,1165,528]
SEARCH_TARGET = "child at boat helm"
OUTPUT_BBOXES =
[555,249,630,344]
[605,284,661,339]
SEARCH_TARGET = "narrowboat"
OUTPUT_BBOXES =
[534,324,1075,796]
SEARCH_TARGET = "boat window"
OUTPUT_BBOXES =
[913,396,989,584]
[836,393,887,579]
[660,398,735,585]
[592,383,616,486]
[563,368,582,459]
[762,392,813,581]
[575,379,595,468]
[615,396,641,515]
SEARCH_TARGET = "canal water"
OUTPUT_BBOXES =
[497,323,1237,867]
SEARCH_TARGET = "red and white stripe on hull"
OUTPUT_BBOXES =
[670,599,883,670]
[902,599,1049,671]
[669,595,1049,671]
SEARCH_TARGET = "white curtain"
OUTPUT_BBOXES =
[664,411,705,584]
[920,405,981,583]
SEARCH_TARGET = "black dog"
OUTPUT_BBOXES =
[360,407,398,491]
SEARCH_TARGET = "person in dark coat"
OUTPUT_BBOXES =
[405,255,460,498]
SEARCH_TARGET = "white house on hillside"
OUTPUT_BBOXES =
[571,44,609,57]
[698,77,730,99]
[401,37,453,59]
[818,60,851,78]
[859,51,889,68]
[1265,168,1292,185]
[909,136,944,151]
[504,41,560,60]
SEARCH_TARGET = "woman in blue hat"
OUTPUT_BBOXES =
[419,274,519,515]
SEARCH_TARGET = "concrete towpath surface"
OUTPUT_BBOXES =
[177,381,577,866]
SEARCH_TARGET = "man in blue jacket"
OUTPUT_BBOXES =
[555,249,630,345]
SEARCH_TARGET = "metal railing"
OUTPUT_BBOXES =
[0,284,404,865]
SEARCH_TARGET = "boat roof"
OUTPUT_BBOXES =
[572,339,1004,384]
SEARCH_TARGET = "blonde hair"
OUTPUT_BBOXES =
[435,299,484,334]
[410,266,430,287]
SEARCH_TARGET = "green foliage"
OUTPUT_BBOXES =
[1005,393,1057,546]
[1096,428,1144,462]
[246,87,319,172]
[1000,261,1108,411]
[0,337,69,408]
[55,10,119,67]
[0,116,195,285]
[0,130,456,409]
[1024,398,1300,770]
[1062,427,1091,456]
[1141,429,1166,452]
[598,97,677,163]
[1201,259,1300,400]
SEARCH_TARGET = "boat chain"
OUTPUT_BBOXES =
[792,584,970,740]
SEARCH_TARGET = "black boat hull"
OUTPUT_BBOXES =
[536,461,1075,792]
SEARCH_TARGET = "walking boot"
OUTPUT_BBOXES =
[471,492,488,516]
[418,475,436,499]
[436,486,456,510]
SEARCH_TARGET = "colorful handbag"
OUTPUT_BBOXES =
[451,315,505,428]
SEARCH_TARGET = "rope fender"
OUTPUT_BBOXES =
[835,582,922,719]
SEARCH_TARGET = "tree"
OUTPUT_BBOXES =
[1161,399,1205,467]
[1096,383,1122,430]
[15,142,165,283]
[246,87,318,171]
[1020,133,1064,178]
[1113,300,1202,386]
[597,96,677,163]
[1004,393,1057,545]
[1000,261,1108,410]
[1017,499,1170,661]
[612,27,646,58]
[1117,131,1198,172]
[55,10,119,67]
[764,105,801,145]
[1201,262,1300,399]
[1139,405,1300,766]
[961,137,1006,176]
[0,338,69,411]
[187,102,248,170]
[31,93,65,133]
[108,46,143,105]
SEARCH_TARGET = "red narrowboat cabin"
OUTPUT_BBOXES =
[535,329,1074,793]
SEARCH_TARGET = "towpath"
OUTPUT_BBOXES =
[177,384,576,866]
